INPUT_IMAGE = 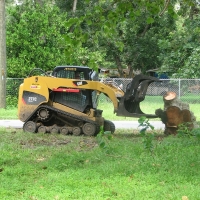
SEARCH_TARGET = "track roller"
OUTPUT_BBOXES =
[23,121,37,133]
[60,126,69,135]
[50,125,59,134]
[38,125,47,133]
[82,123,96,136]
[72,127,81,136]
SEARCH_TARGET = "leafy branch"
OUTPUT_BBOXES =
[138,116,156,154]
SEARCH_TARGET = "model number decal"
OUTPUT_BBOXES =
[23,91,46,105]
[28,97,37,102]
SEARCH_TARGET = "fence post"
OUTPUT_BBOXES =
[178,79,181,99]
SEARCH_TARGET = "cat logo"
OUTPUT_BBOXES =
[77,81,83,86]
[73,81,88,86]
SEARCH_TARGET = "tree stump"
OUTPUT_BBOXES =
[156,91,197,135]
[163,91,189,111]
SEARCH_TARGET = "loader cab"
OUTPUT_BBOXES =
[51,66,98,81]
[51,66,99,113]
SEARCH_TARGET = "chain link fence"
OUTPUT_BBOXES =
[6,78,24,107]
[5,78,200,107]
[98,78,200,120]
[99,78,200,102]
[6,78,24,96]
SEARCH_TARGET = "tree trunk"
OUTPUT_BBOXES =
[69,0,78,32]
[127,64,134,78]
[73,0,77,13]
[156,91,198,135]
[34,0,44,6]
[114,55,124,77]
[163,91,189,111]
[0,0,6,108]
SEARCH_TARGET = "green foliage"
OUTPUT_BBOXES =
[177,122,194,138]
[6,79,23,107]
[96,126,113,149]
[178,122,200,141]
[53,0,85,13]
[60,0,177,76]
[5,0,200,78]
[6,2,67,77]
[138,116,155,153]
[191,127,200,140]
[6,95,18,108]
[158,2,200,78]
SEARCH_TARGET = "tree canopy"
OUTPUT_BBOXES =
[5,0,200,78]
[6,1,68,77]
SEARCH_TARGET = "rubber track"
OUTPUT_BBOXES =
[25,105,100,135]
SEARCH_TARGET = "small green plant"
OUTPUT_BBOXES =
[177,122,194,138]
[96,126,113,148]
[191,128,200,140]
[138,116,155,153]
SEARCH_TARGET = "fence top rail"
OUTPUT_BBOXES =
[6,78,200,81]
[7,78,24,80]
[160,79,200,81]
[101,78,200,81]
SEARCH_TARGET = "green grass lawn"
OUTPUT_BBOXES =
[1,96,200,121]
[0,128,200,199]
[0,107,18,119]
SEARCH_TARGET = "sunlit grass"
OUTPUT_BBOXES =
[1,96,200,121]
[98,96,200,121]
[0,107,18,119]
[97,95,163,121]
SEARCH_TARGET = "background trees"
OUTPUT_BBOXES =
[60,0,176,76]
[158,3,200,78]
[6,1,67,77]
[5,0,200,78]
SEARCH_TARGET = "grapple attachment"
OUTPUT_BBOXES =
[116,74,160,118]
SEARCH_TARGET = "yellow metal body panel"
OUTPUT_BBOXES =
[18,76,123,122]
[18,76,50,121]
[44,76,123,111]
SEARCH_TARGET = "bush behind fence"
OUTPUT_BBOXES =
[5,78,200,108]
